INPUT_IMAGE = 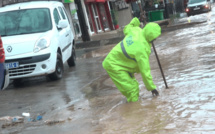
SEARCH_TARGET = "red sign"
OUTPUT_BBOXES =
[85,0,106,3]
[96,0,106,2]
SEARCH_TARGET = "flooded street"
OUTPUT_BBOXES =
[1,9,215,134]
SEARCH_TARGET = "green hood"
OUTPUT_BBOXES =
[142,22,161,43]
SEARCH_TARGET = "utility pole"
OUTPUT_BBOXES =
[74,0,90,41]
[164,0,169,18]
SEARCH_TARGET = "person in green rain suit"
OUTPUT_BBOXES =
[102,17,161,102]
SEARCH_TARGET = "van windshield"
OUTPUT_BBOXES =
[188,0,206,4]
[0,8,52,37]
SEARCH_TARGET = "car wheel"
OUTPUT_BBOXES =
[67,46,76,67]
[48,53,64,80]
[13,78,24,87]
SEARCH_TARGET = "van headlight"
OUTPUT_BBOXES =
[34,37,50,53]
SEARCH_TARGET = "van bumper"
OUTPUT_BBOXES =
[5,53,57,79]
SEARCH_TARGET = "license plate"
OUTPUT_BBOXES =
[194,7,200,10]
[5,62,19,69]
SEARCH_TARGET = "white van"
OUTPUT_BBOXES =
[0,1,76,85]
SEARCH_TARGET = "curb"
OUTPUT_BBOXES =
[162,21,207,32]
[75,36,124,49]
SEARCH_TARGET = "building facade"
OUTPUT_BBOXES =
[83,0,133,35]
[85,0,114,34]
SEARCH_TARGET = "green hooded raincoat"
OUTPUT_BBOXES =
[102,17,161,102]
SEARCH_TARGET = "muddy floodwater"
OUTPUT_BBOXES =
[1,11,215,134]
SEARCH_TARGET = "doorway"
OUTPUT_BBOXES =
[91,4,102,33]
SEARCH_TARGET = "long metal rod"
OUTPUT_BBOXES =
[152,42,168,89]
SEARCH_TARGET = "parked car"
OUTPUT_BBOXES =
[186,0,212,17]
[0,1,76,85]
[0,36,9,90]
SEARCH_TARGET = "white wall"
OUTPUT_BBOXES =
[114,1,133,27]
[81,0,93,36]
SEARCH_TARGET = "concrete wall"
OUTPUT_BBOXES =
[112,0,133,28]
[117,5,133,27]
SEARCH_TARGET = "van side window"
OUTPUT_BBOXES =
[53,8,61,25]
[63,7,71,24]
[58,7,66,20]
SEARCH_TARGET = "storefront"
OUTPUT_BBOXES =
[85,0,114,34]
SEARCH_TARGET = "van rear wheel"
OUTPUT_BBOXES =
[48,53,64,80]
[67,46,76,67]
[13,78,24,87]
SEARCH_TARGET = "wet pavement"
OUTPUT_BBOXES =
[1,8,215,134]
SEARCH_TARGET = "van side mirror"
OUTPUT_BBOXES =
[57,20,68,29]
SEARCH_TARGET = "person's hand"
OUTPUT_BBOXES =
[151,89,159,96]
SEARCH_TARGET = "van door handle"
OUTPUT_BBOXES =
[66,33,69,37]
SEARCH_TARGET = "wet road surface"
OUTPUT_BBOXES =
[1,8,215,134]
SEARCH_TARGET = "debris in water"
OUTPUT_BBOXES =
[36,115,43,121]
[22,112,30,117]
[67,117,72,121]
[0,116,24,129]
[0,116,13,121]
[45,119,65,125]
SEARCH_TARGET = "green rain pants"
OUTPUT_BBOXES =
[105,69,139,102]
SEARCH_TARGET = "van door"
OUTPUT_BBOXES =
[58,6,72,62]
[53,8,68,62]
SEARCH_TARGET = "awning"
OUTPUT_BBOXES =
[85,0,107,3]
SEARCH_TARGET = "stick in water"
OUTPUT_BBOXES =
[152,42,168,89]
